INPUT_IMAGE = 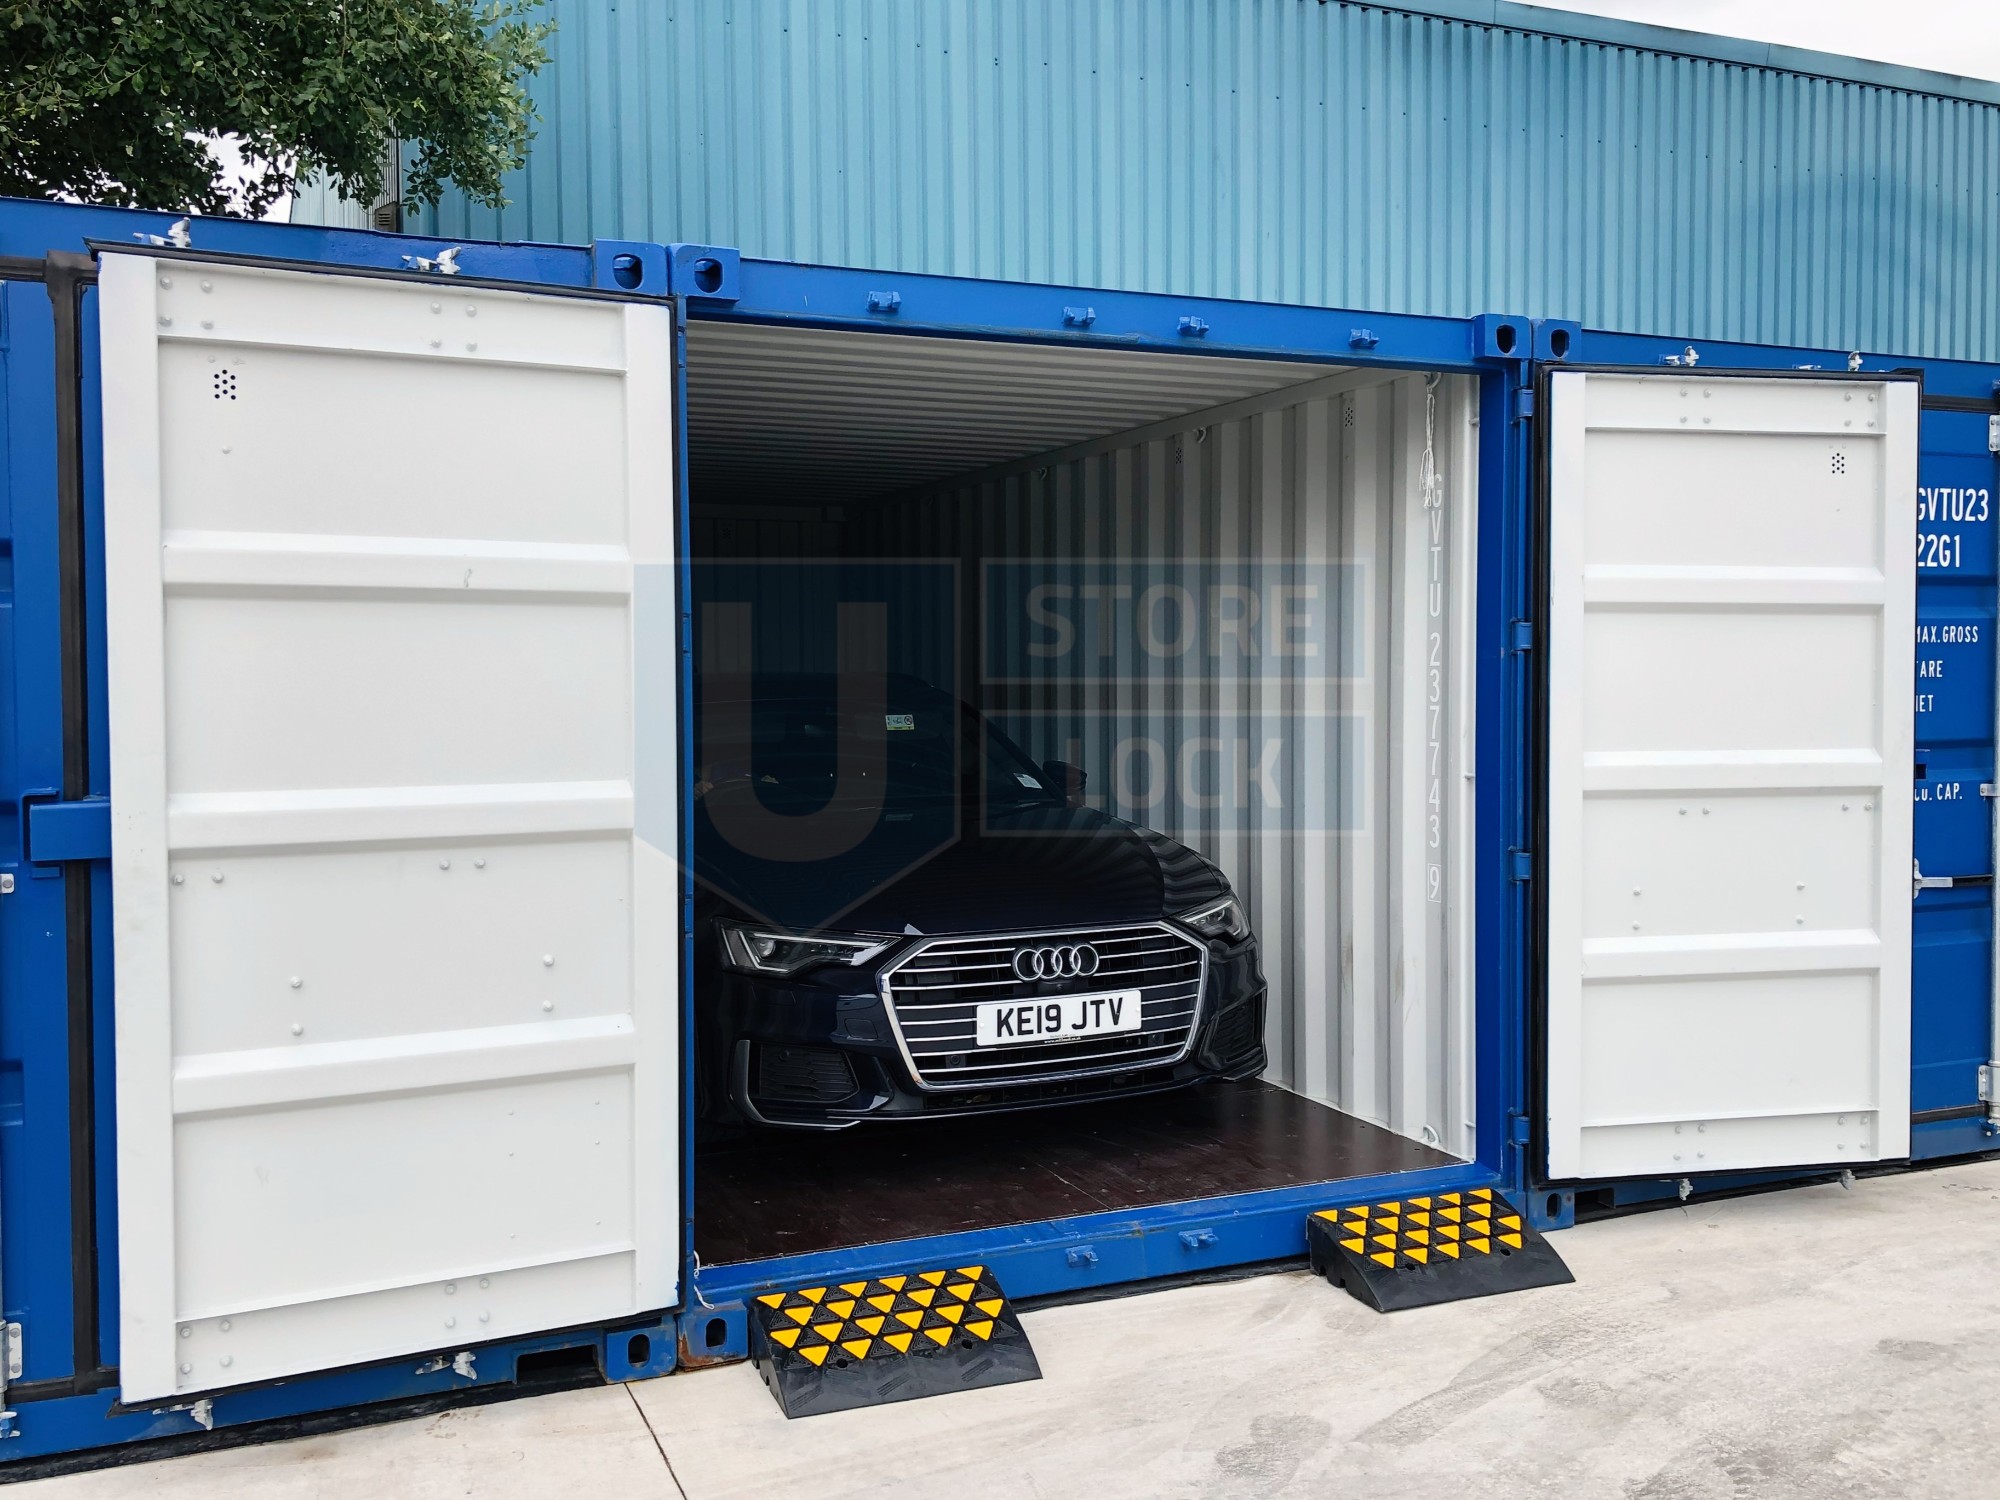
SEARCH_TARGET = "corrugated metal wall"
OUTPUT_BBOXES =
[286,173,373,232]
[411,0,2000,361]
[847,371,1480,1154]
[284,143,400,232]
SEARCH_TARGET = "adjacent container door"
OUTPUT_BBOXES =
[1543,370,1919,1181]
[97,252,681,1401]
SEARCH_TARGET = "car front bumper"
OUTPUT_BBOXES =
[702,934,1267,1128]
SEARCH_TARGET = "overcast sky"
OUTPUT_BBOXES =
[1527,0,2000,83]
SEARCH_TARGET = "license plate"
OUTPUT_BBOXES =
[974,991,1142,1048]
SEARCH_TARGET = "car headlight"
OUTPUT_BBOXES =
[1177,894,1249,942]
[717,922,892,976]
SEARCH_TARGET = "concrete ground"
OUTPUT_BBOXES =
[15,1159,2000,1498]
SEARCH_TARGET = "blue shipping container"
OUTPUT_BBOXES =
[0,193,1993,1466]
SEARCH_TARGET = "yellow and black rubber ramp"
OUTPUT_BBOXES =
[748,1264,1041,1418]
[1307,1188,1574,1312]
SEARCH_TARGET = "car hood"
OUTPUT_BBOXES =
[694,801,1229,936]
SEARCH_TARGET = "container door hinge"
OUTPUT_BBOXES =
[0,1319,22,1438]
[1514,388,1536,421]
[0,872,12,895]
[1508,619,1534,654]
[414,1350,478,1380]
[1913,860,1955,899]
[1979,1065,1997,1104]
[400,246,462,276]
[1988,413,1999,454]
[134,216,191,250]
[1509,849,1533,883]
[1508,1114,1533,1146]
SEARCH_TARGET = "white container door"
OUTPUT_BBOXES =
[1544,370,1918,1181]
[96,252,681,1401]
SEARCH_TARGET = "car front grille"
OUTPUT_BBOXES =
[878,923,1207,1090]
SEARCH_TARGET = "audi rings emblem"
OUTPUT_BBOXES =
[1013,943,1101,981]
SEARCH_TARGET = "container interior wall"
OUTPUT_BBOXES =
[842,372,1481,1158]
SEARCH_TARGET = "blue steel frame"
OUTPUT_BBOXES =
[0,199,1541,1461]
[672,256,1541,1355]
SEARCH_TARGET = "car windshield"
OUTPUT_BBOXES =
[695,681,1058,815]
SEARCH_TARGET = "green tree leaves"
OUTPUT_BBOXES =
[0,1,553,217]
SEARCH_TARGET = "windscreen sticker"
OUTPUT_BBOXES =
[885,713,915,731]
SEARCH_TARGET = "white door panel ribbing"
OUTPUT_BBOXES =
[1545,371,1917,1180]
[98,254,679,1401]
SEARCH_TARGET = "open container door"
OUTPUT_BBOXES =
[1542,368,1919,1181]
[95,250,680,1401]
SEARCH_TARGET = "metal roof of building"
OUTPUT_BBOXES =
[405,0,2000,363]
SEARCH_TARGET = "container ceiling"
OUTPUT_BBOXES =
[685,320,1343,507]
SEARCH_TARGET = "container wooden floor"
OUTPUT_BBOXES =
[693,1079,1457,1267]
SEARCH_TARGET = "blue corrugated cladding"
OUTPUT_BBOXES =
[421,1,2000,361]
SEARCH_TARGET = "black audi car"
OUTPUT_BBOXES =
[692,674,1268,1128]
